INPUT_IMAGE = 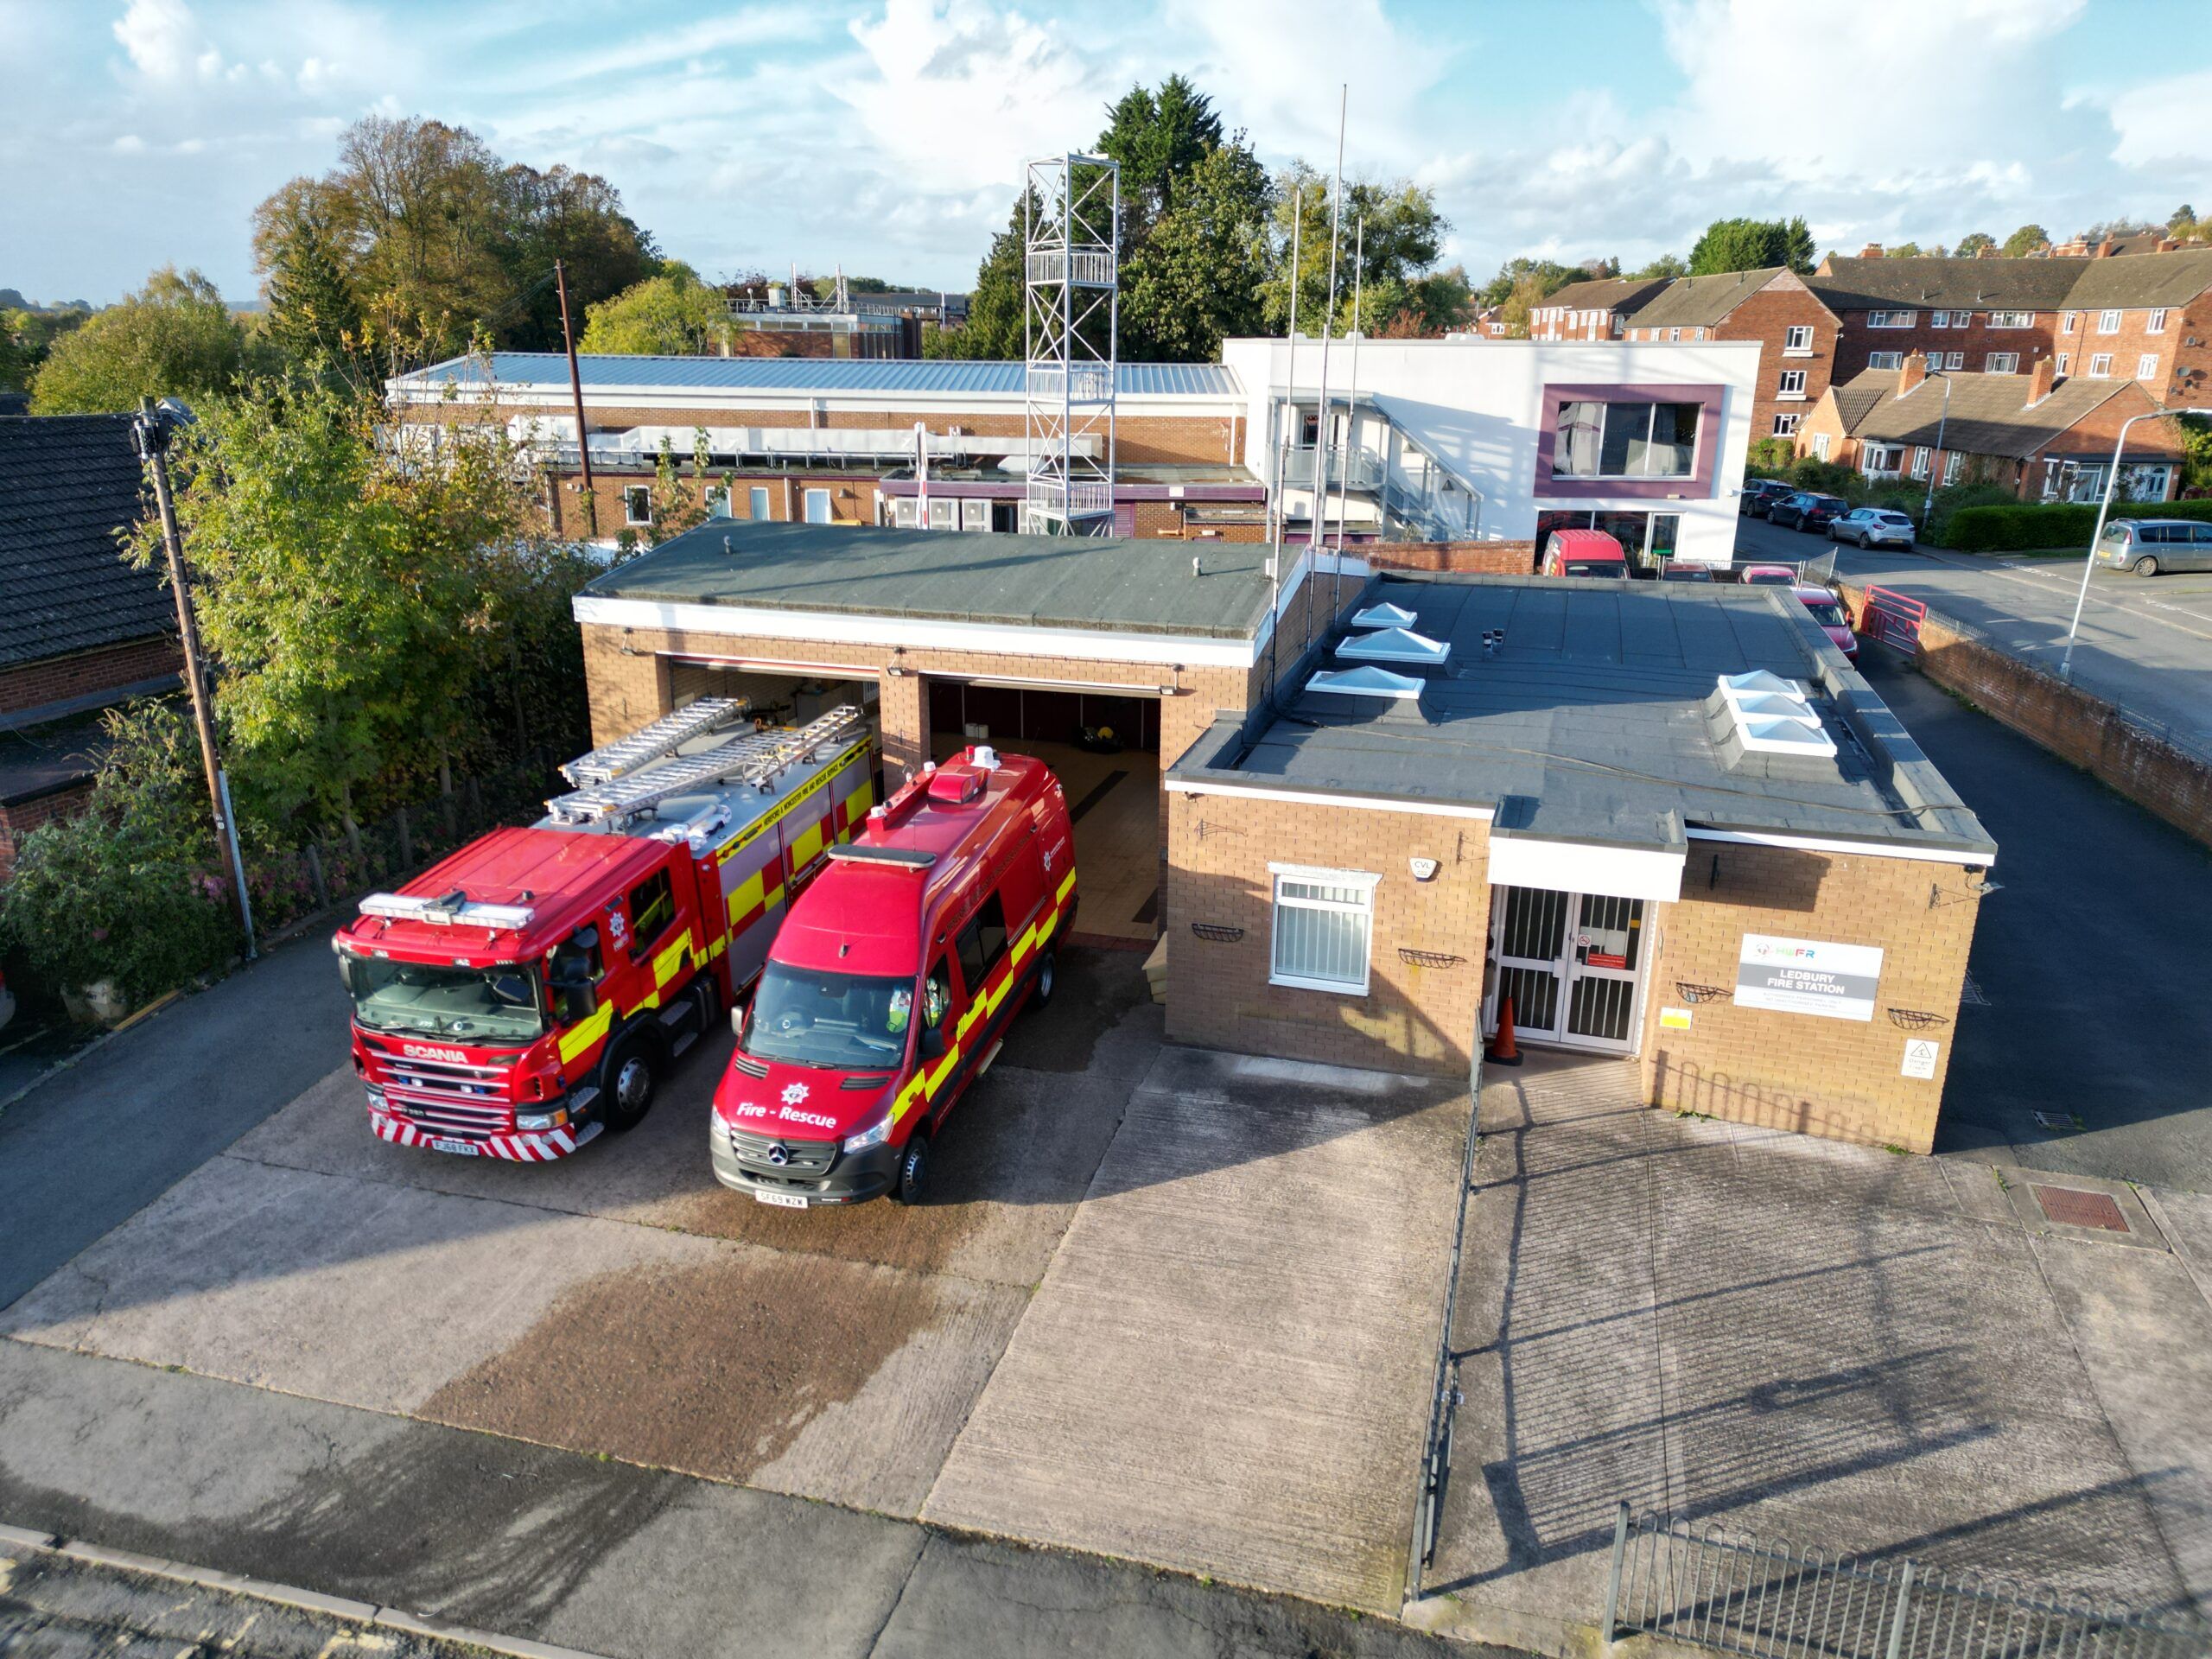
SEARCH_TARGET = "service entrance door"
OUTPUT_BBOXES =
[1484,887,1649,1054]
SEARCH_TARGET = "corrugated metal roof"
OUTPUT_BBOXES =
[392,353,1243,399]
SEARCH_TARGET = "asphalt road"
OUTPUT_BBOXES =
[1736,512,2212,753]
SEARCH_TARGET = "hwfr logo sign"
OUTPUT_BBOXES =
[1732,933,1883,1022]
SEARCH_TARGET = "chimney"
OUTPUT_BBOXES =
[2094,238,2117,259]
[2158,238,2180,254]
[1976,245,1999,258]
[1897,352,1929,396]
[2027,355,2056,404]
[1859,242,1885,259]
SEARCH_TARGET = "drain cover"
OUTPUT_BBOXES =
[2035,1185,2128,1232]
[2031,1109,2077,1133]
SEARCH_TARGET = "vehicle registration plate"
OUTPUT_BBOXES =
[754,1190,809,1210]
[429,1137,481,1157]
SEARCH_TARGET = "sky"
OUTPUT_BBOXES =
[3,0,2209,308]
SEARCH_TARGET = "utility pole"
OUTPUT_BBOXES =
[134,398,256,959]
[2062,408,2174,681]
[1304,83,1348,651]
[556,260,596,537]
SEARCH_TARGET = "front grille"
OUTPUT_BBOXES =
[367,1040,516,1136]
[728,1053,768,1078]
[725,1126,836,1176]
[385,1094,510,1138]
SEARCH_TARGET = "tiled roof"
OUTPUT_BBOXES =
[1628,269,1794,329]
[391,353,1243,400]
[2058,249,2212,310]
[1831,373,1897,434]
[1539,276,1673,315]
[1810,257,2087,311]
[0,416,174,669]
[1833,369,2139,459]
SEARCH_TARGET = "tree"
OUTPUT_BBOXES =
[1,305,85,391]
[263,211,368,384]
[1687,217,1815,276]
[29,267,245,413]
[1478,256,1578,309]
[1097,73,1224,232]
[2001,224,2050,257]
[580,264,729,355]
[1121,134,1274,362]
[1630,252,1688,280]
[1955,232,1996,257]
[1887,242,1924,258]
[1264,168,1450,335]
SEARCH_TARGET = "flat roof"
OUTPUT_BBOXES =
[581,520,1276,640]
[1172,574,1995,859]
[391,353,1243,401]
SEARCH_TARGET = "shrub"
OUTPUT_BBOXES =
[1782,457,1859,496]
[1745,437,1796,475]
[1938,497,2212,551]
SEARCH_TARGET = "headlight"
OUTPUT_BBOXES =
[843,1116,891,1154]
[516,1109,569,1132]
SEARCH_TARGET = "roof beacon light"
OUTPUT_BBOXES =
[359,890,537,931]
[971,745,1000,772]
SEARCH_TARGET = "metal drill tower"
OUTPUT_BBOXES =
[1022,154,1120,536]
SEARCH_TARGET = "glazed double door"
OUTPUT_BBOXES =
[1484,886,1648,1053]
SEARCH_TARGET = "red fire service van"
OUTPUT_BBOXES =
[332,702,874,1161]
[710,744,1077,1207]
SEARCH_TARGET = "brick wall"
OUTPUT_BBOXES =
[1835,312,2057,385]
[1828,295,2212,410]
[1638,843,1980,1154]
[0,780,93,880]
[0,635,181,720]
[1362,540,1535,575]
[1164,790,1492,1075]
[1716,281,1840,442]
[1839,582,2212,847]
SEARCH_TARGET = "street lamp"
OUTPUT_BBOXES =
[2059,409,2181,682]
[1918,367,1952,530]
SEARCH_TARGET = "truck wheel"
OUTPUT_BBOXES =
[602,1037,658,1134]
[893,1135,931,1205]
[1032,950,1057,1010]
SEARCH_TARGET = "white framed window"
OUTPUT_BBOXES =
[623,486,652,527]
[1868,352,1905,370]
[704,486,732,518]
[1911,447,1931,480]
[1940,352,1965,370]
[2137,353,2161,381]
[1268,863,1379,995]
[1942,453,1963,486]
[1783,325,1814,353]
[1777,369,1807,398]
[1693,327,1707,340]
[1986,352,2019,372]
[804,487,832,524]
[749,484,772,520]
[1929,310,1950,328]
[2147,308,2169,334]
[2056,353,2071,375]
[1988,310,2034,328]
[1771,412,1801,436]
[1669,327,1681,341]
[1862,444,1904,477]
[2088,353,2113,378]
[1868,309,1917,328]
[2097,309,2122,334]
[2060,311,2079,334]
[1811,433,1833,460]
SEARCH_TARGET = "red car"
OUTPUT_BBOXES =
[1793,585,1859,663]
[710,745,1078,1207]
[1738,563,1799,587]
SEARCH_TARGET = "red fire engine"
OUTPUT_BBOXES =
[332,702,874,1161]
[710,743,1077,1207]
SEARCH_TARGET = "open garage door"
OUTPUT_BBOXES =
[671,660,879,731]
[927,677,1160,945]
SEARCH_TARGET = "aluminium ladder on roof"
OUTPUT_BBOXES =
[558,696,749,787]
[543,706,868,827]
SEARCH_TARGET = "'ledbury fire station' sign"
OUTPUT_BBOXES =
[1733,933,1883,1022]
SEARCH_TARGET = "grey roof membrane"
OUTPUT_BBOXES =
[392,353,1243,400]
[582,520,1276,639]
[1176,575,1994,859]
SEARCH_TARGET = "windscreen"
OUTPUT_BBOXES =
[746,963,914,1070]
[1563,561,1627,578]
[346,957,543,1044]
[1802,600,1849,629]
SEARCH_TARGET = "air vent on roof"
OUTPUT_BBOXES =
[1307,666,1424,700]
[1350,601,1418,629]
[1337,626,1450,666]
[1712,672,1836,757]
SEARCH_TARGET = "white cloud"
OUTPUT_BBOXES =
[111,0,218,80]
[2101,67,2212,168]
[1184,0,1447,166]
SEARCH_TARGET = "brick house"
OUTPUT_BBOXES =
[0,415,181,876]
[1619,268,1842,445]
[1791,353,2189,503]
[387,354,1267,544]
[1806,248,2212,409]
[1526,276,1672,341]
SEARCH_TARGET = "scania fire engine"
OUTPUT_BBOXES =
[332,701,874,1160]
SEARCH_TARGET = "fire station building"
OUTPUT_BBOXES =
[574,523,1994,1154]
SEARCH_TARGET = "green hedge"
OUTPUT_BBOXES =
[1936,498,2212,551]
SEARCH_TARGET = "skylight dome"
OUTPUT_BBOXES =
[1349,601,1418,629]
[1337,626,1450,666]
[1306,665,1425,700]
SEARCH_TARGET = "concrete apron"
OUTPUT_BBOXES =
[1404,1049,2212,1656]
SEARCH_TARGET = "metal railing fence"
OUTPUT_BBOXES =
[1604,1508,2202,1659]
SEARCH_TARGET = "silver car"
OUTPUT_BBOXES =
[1827,507,1917,549]
[2096,518,2212,576]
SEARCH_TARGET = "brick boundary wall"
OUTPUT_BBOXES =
[0,780,94,880]
[1838,579,2212,848]
[1360,540,1536,575]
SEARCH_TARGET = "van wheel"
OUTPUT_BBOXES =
[1032,950,1057,1010]
[602,1037,658,1133]
[2134,555,2160,577]
[893,1135,931,1205]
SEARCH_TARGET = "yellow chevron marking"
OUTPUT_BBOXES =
[557,1003,613,1065]
[653,932,693,988]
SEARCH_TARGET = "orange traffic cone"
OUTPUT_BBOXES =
[1486,995,1522,1067]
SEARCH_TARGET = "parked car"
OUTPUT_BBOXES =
[2094,518,2212,576]
[1792,585,1859,663]
[1827,507,1917,549]
[1737,563,1799,586]
[1657,563,1716,582]
[1769,492,1847,532]
[1739,480,1794,518]
[1541,528,1629,578]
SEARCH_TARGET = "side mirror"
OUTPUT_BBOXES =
[918,1025,947,1063]
[730,1003,749,1039]
[554,982,597,1027]
[333,951,357,995]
